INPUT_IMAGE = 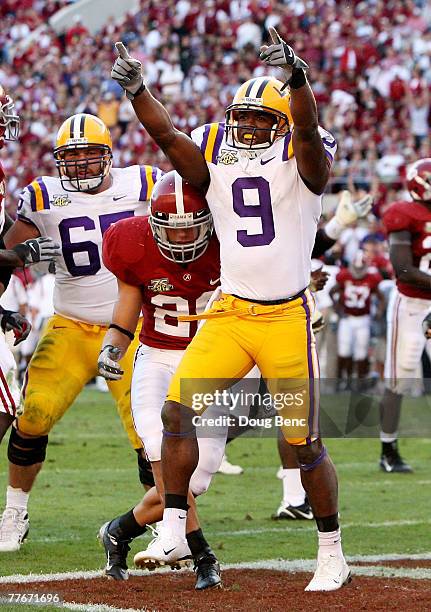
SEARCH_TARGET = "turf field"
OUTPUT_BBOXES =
[0,388,429,606]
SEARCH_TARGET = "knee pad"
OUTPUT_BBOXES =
[8,428,48,466]
[136,450,155,487]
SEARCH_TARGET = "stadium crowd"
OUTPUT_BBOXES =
[0,0,430,215]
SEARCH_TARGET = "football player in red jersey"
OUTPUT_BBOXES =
[0,86,60,443]
[379,158,431,473]
[98,171,223,589]
[330,251,384,386]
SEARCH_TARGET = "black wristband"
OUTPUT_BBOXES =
[108,323,134,341]
[285,67,307,90]
[11,243,29,263]
[126,81,146,100]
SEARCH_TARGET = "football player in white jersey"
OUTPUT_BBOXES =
[0,85,60,445]
[0,113,162,552]
[111,27,350,591]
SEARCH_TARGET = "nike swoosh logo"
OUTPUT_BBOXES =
[209,278,220,285]
[260,157,275,165]
[163,547,176,555]
[113,195,127,201]
[178,515,186,520]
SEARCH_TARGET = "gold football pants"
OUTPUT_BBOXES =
[18,314,142,448]
[167,291,319,445]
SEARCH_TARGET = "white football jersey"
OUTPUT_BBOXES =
[191,123,337,300]
[17,165,162,324]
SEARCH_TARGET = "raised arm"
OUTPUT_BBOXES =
[260,27,328,194]
[111,43,209,191]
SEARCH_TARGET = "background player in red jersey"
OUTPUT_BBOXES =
[330,251,384,387]
[379,158,431,473]
[98,171,222,589]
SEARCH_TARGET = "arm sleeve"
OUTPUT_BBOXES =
[312,228,336,258]
[16,182,45,233]
[102,221,144,286]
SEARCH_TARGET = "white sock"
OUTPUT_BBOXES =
[6,486,29,513]
[380,431,398,443]
[281,468,306,507]
[162,507,187,540]
[317,528,343,557]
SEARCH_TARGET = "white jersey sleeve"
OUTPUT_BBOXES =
[16,165,162,325]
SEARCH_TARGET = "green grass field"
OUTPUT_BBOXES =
[0,388,429,581]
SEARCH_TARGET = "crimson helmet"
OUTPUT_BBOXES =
[0,86,19,146]
[406,158,431,202]
[149,171,213,264]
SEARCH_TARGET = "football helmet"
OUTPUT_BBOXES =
[225,76,292,149]
[349,251,367,279]
[53,113,113,192]
[406,158,431,202]
[0,85,20,144]
[149,171,213,264]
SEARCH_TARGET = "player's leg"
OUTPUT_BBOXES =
[352,315,371,385]
[103,344,222,588]
[336,317,353,389]
[380,293,424,472]
[160,316,254,564]
[257,292,349,591]
[0,316,92,552]
[272,430,312,520]
[0,335,20,444]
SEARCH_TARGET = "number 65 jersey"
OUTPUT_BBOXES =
[17,165,162,324]
[191,122,337,301]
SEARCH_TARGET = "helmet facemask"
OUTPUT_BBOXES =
[150,210,213,264]
[0,95,20,142]
[225,105,289,150]
[54,144,112,192]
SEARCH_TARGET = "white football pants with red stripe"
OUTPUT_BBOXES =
[384,288,431,395]
[0,334,21,416]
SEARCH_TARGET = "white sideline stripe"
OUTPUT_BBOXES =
[17,518,431,544]
[1,553,431,584]
[64,604,145,612]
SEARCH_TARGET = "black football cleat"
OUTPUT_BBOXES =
[98,521,131,580]
[380,441,413,473]
[272,498,313,520]
[194,552,222,590]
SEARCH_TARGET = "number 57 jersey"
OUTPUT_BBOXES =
[191,123,337,301]
[17,165,162,324]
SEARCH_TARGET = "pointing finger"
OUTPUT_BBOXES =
[115,41,130,59]
[268,26,281,44]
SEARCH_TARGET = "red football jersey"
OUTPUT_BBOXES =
[383,200,431,299]
[103,216,220,350]
[336,268,382,316]
[0,161,6,233]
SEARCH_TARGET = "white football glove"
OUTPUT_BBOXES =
[259,27,308,81]
[98,345,124,381]
[335,191,373,226]
[12,236,61,266]
[111,42,146,100]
